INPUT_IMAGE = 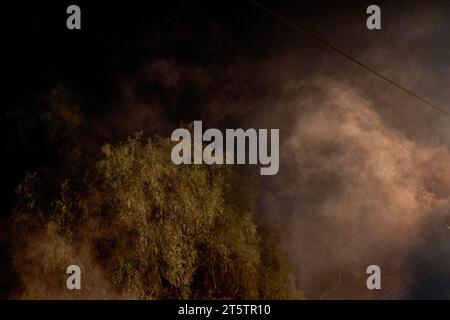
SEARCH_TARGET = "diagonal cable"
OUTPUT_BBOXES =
[249,0,450,117]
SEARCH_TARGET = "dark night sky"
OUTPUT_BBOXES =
[6,0,450,208]
[7,1,428,102]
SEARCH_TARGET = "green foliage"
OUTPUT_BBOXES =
[12,132,299,299]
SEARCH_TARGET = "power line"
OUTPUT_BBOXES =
[249,0,450,117]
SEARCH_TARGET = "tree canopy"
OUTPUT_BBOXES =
[12,128,300,299]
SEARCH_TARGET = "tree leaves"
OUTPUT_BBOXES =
[11,132,300,299]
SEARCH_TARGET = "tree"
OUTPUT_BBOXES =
[12,131,300,299]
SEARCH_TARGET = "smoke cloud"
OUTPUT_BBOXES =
[265,79,450,299]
